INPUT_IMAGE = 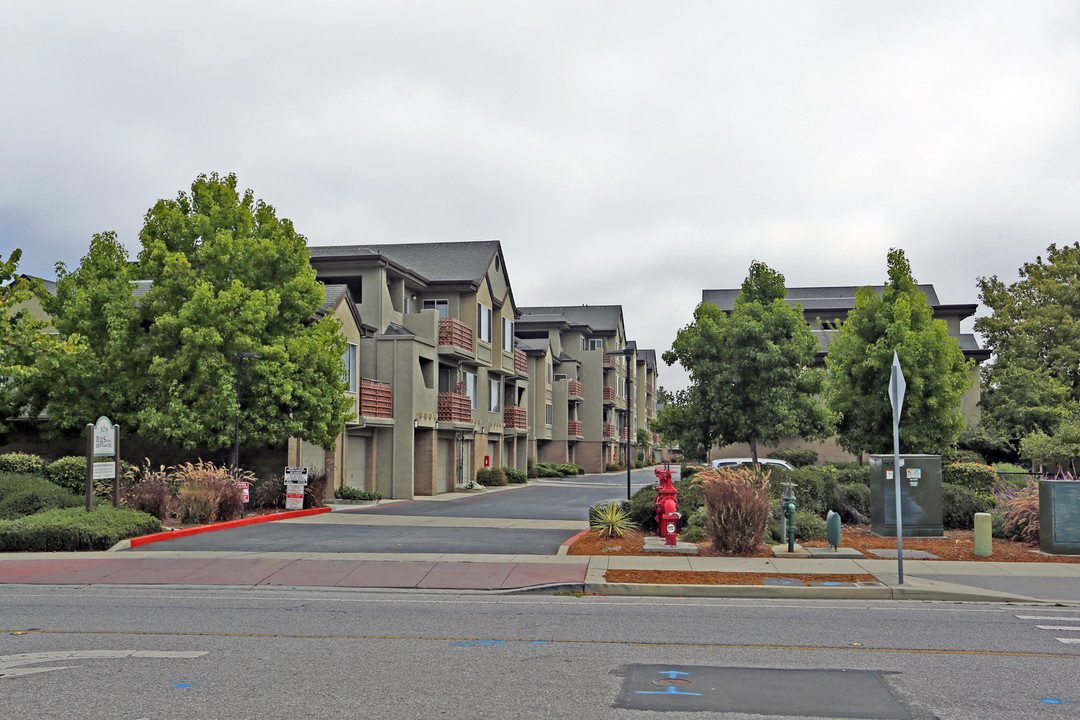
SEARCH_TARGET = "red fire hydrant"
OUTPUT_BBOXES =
[654,467,680,546]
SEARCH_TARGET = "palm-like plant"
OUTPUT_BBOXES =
[589,502,636,538]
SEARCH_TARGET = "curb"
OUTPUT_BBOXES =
[115,507,332,550]
[558,529,590,556]
[582,581,1045,603]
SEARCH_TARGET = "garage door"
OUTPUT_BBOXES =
[437,438,452,494]
[346,436,366,489]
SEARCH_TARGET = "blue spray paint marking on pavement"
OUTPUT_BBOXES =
[1041,698,1063,704]
[453,639,506,647]
[530,641,550,644]
[635,669,703,697]
[174,684,193,688]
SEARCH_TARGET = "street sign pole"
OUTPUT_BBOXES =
[889,352,906,585]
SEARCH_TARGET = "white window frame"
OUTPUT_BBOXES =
[489,378,500,413]
[478,302,492,343]
[503,317,514,352]
[423,299,449,319]
[546,361,553,386]
[342,343,358,393]
[464,370,478,409]
[589,338,604,351]
[545,403,553,426]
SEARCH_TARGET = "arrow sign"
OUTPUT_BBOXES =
[889,351,906,585]
[889,352,906,416]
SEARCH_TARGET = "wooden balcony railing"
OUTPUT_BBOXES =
[620,427,629,441]
[514,349,528,375]
[568,380,583,398]
[604,353,618,367]
[437,392,472,423]
[503,405,527,429]
[603,423,616,439]
[646,408,654,419]
[438,317,474,353]
[358,379,392,418]
[602,386,616,402]
[567,420,583,437]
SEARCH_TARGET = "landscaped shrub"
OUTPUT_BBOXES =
[605,463,622,473]
[681,465,705,478]
[589,502,635,538]
[699,470,771,554]
[172,461,244,524]
[589,498,629,524]
[304,469,329,508]
[943,463,998,495]
[0,506,162,551]
[942,448,986,465]
[1002,478,1039,545]
[537,464,564,478]
[334,485,382,502]
[489,467,508,486]
[680,525,705,543]
[121,477,174,522]
[504,468,527,484]
[626,476,706,532]
[44,456,90,495]
[475,468,495,485]
[0,452,47,475]
[831,483,870,525]
[793,510,827,541]
[527,458,538,479]
[942,482,990,530]
[250,474,285,509]
[555,464,580,476]
[0,478,82,520]
[767,448,818,467]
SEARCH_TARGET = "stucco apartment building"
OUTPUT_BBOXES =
[303,241,530,499]
[515,305,659,473]
[700,284,990,463]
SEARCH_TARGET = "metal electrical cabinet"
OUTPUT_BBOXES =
[1039,480,1080,555]
[869,454,944,537]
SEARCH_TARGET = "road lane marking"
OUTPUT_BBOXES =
[1056,638,1080,644]
[2,629,1077,660]
[1036,625,1080,631]
[1017,615,1080,621]
[0,650,208,679]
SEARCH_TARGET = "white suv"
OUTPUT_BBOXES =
[711,458,795,471]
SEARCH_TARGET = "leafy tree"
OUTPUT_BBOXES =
[34,232,142,435]
[0,250,80,434]
[825,249,973,455]
[976,242,1080,444]
[1019,418,1080,475]
[40,173,355,452]
[658,261,833,463]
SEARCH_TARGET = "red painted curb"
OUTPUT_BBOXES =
[128,507,332,548]
[561,528,590,549]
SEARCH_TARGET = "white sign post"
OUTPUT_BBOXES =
[284,466,308,511]
[86,416,120,511]
[889,352,907,585]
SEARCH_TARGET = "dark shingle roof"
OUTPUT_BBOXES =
[322,284,348,313]
[311,241,499,285]
[382,322,415,336]
[702,285,941,312]
[519,305,623,333]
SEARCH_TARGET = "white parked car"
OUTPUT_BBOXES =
[711,458,794,471]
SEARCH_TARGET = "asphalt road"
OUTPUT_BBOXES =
[132,470,661,555]
[2,585,1078,719]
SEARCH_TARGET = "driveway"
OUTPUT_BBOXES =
[129,469,665,555]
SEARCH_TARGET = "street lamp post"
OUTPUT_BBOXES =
[609,349,634,500]
[233,352,262,473]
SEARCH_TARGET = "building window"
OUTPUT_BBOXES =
[342,343,358,393]
[403,296,411,314]
[489,378,500,413]
[546,361,553,385]
[464,370,478,409]
[423,299,449,319]
[503,317,514,352]
[589,338,604,351]
[545,403,553,426]
[478,303,492,343]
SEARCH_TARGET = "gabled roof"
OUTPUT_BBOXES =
[315,284,373,335]
[519,304,624,334]
[311,241,498,285]
[19,275,56,294]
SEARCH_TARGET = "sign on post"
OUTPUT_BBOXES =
[889,352,906,584]
[86,416,120,510]
[284,466,308,510]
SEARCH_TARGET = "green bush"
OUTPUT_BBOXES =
[768,448,818,467]
[0,480,82,520]
[701,478,770,554]
[589,502,635,538]
[44,456,90,495]
[831,483,870,524]
[943,462,998,494]
[0,506,162,551]
[489,467,508,486]
[942,448,986,465]
[475,468,494,485]
[942,482,990,530]
[681,525,705,543]
[0,452,47,475]
[992,462,1030,479]
[681,465,705,477]
[555,464,579,476]
[793,509,827,541]
[504,468,527,484]
[334,485,383,502]
[537,464,564,478]
[990,507,1008,538]
[172,461,244,524]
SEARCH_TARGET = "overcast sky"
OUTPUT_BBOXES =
[4,1,1079,392]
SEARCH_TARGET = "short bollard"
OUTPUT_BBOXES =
[974,512,992,557]
[783,500,797,553]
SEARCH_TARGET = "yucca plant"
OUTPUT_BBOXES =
[589,502,636,538]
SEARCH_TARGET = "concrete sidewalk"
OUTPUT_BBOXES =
[2,549,1079,603]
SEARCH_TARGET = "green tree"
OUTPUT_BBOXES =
[825,249,973,455]
[658,261,833,463]
[0,250,80,434]
[35,232,142,435]
[40,173,355,452]
[976,242,1080,444]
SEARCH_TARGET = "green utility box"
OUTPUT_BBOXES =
[869,454,943,538]
[1039,480,1080,555]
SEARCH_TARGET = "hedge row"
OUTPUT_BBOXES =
[0,506,162,552]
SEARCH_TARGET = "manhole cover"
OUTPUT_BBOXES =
[653,678,693,687]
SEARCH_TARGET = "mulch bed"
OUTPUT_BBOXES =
[605,570,876,585]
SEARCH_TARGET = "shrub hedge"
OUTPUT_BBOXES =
[44,456,132,496]
[0,480,83,520]
[334,486,383,502]
[505,468,527,484]
[0,452,47,475]
[942,462,998,495]
[941,483,990,530]
[767,448,818,467]
[0,506,162,551]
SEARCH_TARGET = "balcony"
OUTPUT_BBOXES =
[358,379,392,418]
[568,380,583,400]
[620,427,629,441]
[514,348,528,375]
[646,408,654,419]
[437,392,472,423]
[503,405,527,430]
[602,386,616,404]
[603,423,616,439]
[604,353,618,368]
[567,420,583,438]
[438,318,474,357]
